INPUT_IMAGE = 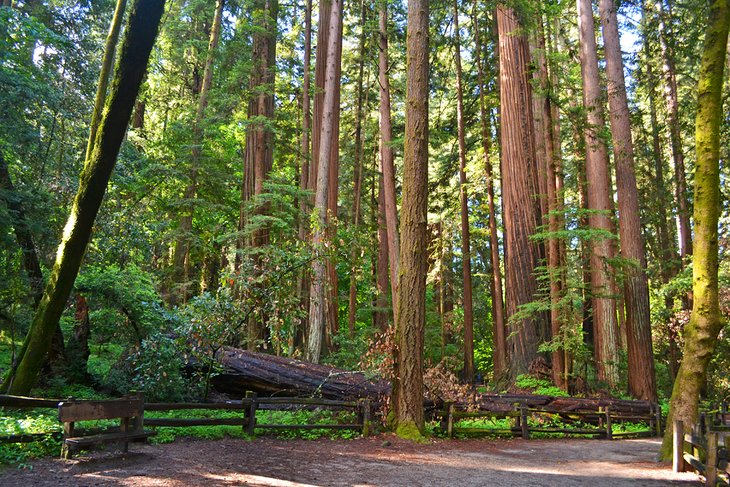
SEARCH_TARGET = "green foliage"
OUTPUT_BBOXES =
[75,264,171,345]
[515,374,569,397]
[324,329,372,370]
[86,343,124,379]
[0,410,61,467]
[105,333,191,402]
[177,289,241,399]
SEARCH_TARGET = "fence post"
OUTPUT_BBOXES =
[441,401,452,433]
[653,403,663,437]
[245,391,258,436]
[604,406,613,440]
[707,431,718,487]
[673,419,686,472]
[361,399,371,437]
[447,403,455,438]
[519,403,529,440]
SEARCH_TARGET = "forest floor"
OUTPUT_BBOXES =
[0,435,699,486]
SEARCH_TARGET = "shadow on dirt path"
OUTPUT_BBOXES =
[0,435,699,486]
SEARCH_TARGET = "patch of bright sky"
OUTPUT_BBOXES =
[618,1,644,96]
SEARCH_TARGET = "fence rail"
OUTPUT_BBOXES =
[673,414,730,486]
[0,393,372,444]
[440,401,662,440]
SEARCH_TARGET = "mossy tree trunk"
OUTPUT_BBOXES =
[1,0,166,395]
[85,0,127,161]
[661,0,729,459]
[395,0,428,439]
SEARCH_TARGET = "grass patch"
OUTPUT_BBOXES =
[146,408,362,442]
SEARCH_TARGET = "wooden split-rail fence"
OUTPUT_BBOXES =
[673,402,730,486]
[439,400,663,439]
[0,392,372,457]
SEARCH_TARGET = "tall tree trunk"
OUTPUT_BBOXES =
[378,2,400,319]
[599,0,656,401]
[310,0,331,192]
[535,13,567,391]
[310,0,343,346]
[452,0,474,383]
[85,0,127,161]
[244,0,278,349]
[661,0,729,457]
[172,0,225,305]
[1,0,165,395]
[347,0,368,335]
[472,0,505,379]
[576,0,619,387]
[375,174,390,331]
[395,0,428,438]
[567,93,595,351]
[644,27,680,377]
[306,0,343,363]
[497,4,547,380]
[657,0,692,262]
[297,0,313,351]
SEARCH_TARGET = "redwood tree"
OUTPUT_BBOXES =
[241,0,278,349]
[497,4,547,379]
[472,0,505,379]
[576,0,619,386]
[599,0,656,401]
[173,0,225,304]
[306,0,343,363]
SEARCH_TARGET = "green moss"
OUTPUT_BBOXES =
[395,421,428,443]
[385,409,397,430]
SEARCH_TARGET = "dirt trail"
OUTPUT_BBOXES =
[1,435,699,486]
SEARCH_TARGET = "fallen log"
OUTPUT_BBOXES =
[472,393,654,416]
[211,349,654,418]
[212,348,390,401]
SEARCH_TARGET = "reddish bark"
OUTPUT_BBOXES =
[497,5,548,379]
[576,0,619,386]
[452,0,474,382]
[472,1,505,379]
